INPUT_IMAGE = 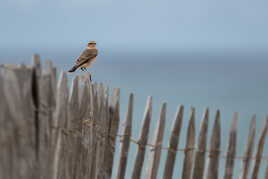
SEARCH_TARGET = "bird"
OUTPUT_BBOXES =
[68,41,98,80]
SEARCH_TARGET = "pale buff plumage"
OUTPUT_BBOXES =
[69,41,98,73]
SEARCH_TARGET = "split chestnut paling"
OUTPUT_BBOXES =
[0,54,268,179]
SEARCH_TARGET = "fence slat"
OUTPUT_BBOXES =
[223,112,238,179]
[145,102,167,179]
[69,76,80,119]
[75,75,91,179]
[192,108,209,179]
[32,54,41,74]
[181,107,196,179]
[51,71,69,179]
[0,75,13,179]
[44,60,56,82]
[238,115,256,179]
[3,65,36,179]
[163,105,184,179]
[90,83,100,179]
[205,109,221,179]
[44,60,56,104]
[250,116,268,179]
[116,93,134,179]
[31,56,41,161]
[66,76,80,179]
[98,85,111,179]
[131,96,153,179]
[31,56,42,179]
[38,66,57,179]
[95,83,108,179]
[104,88,121,178]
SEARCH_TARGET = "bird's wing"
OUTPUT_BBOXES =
[76,48,98,65]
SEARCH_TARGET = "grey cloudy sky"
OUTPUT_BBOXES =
[1,0,268,52]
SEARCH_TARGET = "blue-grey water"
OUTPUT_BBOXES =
[1,49,268,178]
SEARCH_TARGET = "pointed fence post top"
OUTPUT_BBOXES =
[145,102,167,179]
[138,96,152,140]
[210,109,221,147]
[230,112,238,132]
[251,116,268,179]
[57,71,68,92]
[69,76,79,101]
[32,54,41,66]
[197,107,209,145]
[116,93,134,179]
[110,87,120,108]
[125,93,134,128]
[203,107,209,123]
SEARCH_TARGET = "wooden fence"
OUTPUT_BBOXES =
[0,55,268,179]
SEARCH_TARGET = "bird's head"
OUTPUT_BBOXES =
[88,41,97,48]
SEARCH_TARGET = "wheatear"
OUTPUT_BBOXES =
[68,41,98,76]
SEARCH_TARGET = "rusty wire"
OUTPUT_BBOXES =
[50,119,268,161]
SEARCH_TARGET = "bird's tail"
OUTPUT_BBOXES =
[68,64,79,72]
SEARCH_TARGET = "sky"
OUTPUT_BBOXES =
[1,0,268,53]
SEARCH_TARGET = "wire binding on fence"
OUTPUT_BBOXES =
[50,118,268,161]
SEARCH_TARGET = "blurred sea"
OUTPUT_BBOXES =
[1,49,268,178]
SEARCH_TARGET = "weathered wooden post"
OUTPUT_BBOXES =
[131,96,152,179]
[205,110,221,179]
[51,72,69,179]
[238,115,256,179]
[145,102,167,179]
[163,105,184,179]
[105,88,120,178]
[181,107,196,179]
[116,93,134,179]
[223,112,238,179]
[250,116,268,179]
[192,108,209,179]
